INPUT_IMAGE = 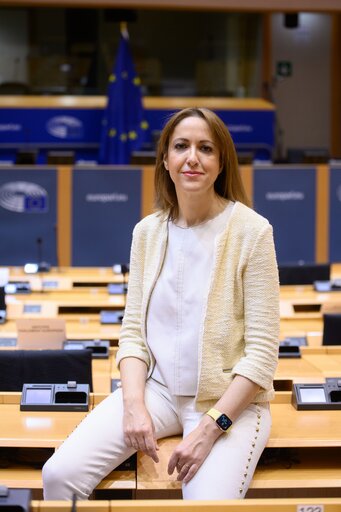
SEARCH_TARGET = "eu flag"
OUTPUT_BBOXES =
[99,29,149,164]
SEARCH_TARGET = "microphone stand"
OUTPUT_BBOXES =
[36,237,44,293]
[120,264,129,311]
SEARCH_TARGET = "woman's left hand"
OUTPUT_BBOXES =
[167,415,221,483]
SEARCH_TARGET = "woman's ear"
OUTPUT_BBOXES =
[163,159,169,170]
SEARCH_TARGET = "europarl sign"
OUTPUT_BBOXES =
[72,168,141,266]
[253,166,316,263]
[0,168,57,266]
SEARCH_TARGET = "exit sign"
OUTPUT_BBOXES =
[277,60,292,77]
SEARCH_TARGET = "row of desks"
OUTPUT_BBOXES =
[2,283,341,338]
[1,388,341,495]
[1,340,341,393]
[8,498,341,512]
[3,265,341,326]
[2,386,340,451]
[1,265,340,499]
[1,346,341,452]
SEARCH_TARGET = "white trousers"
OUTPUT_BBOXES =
[42,378,271,500]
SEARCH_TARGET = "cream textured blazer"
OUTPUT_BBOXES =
[116,201,280,412]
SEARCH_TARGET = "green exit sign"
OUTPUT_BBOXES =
[276,60,292,77]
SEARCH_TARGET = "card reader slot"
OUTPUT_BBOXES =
[58,306,119,314]
[91,346,108,354]
[54,391,87,404]
[293,304,321,313]
[279,345,300,354]
[329,390,341,402]
[73,282,108,288]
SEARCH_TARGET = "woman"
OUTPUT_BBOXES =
[43,107,279,500]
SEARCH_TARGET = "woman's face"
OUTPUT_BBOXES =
[164,116,221,198]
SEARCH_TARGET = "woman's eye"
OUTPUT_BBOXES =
[174,143,187,150]
[201,145,213,153]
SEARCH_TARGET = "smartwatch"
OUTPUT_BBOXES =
[206,408,233,432]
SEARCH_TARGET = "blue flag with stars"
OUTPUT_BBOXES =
[99,30,149,164]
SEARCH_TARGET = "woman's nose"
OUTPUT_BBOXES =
[187,146,198,166]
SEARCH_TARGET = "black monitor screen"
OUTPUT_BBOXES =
[279,263,330,285]
[0,287,5,310]
[322,313,341,346]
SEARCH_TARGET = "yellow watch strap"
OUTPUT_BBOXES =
[206,408,222,422]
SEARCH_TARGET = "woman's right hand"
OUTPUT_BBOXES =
[123,401,159,462]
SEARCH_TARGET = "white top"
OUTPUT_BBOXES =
[146,202,235,396]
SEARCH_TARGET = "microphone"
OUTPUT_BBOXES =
[0,286,6,324]
[112,263,129,312]
[36,237,51,273]
[71,493,77,512]
[54,223,60,271]
[24,238,51,275]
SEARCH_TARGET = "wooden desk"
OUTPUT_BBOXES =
[269,392,341,448]
[26,498,341,512]
[136,393,341,498]
[92,357,112,394]
[279,284,341,336]
[276,346,341,384]
[0,393,89,448]
[6,290,125,320]
[302,351,341,378]
[5,266,123,290]
[0,319,121,342]
[275,357,326,383]
[0,391,134,491]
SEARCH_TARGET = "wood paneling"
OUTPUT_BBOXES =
[1,0,341,12]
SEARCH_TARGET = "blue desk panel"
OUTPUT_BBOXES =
[72,168,141,266]
[0,106,274,163]
[329,166,341,262]
[0,167,57,265]
[253,167,316,264]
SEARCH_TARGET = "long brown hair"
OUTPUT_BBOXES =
[154,107,250,218]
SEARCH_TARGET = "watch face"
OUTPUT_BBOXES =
[217,413,232,431]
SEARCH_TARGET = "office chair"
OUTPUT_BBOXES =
[322,313,341,346]
[278,263,331,285]
[0,349,93,392]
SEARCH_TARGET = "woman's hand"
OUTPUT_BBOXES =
[123,402,159,462]
[168,415,221,483]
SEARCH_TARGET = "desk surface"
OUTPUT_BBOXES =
[26,498,341,512]
[0,95,275,111]
[0,403,88,448]
[276,345,341,382]
[0,319,121,341]
[4,262,341,289]
[2,391,339,450]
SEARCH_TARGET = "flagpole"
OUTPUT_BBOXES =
[120,21,129,40]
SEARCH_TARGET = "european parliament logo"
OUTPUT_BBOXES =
[0,181,48,213]
[46,116,83,140]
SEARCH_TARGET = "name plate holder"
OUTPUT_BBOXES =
[100,310,124,325]
[0,486,31,511]
[64,339,110,358]
[5,282,31,294]
[314,279,341,292]
[278,336,307,358]
[20,382,90,412]
[0,309,6,324]
[107,283,128,295]
[292,378,341,410]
